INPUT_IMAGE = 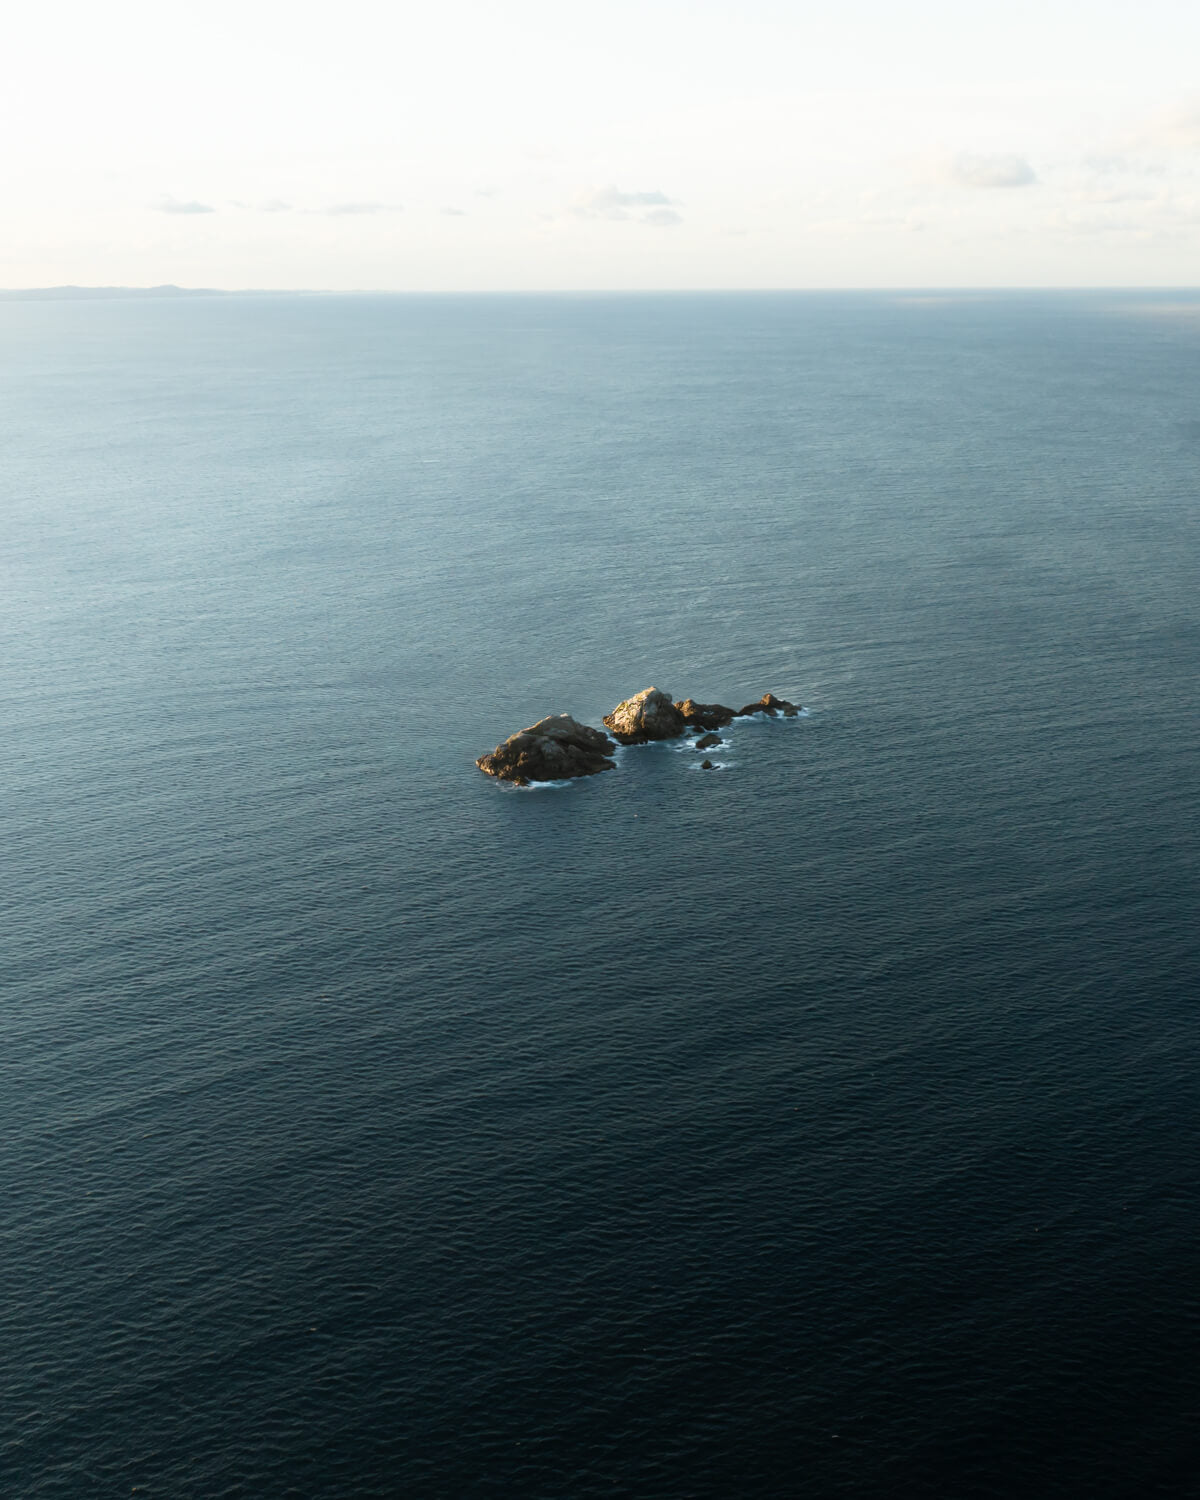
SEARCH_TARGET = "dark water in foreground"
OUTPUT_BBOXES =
[3,291,1199,1496]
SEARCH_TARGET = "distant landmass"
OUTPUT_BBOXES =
[0,286,340,301]
[0,285,223,301]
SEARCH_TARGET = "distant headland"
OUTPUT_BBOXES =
[0,285,226,301]
[0,286,333,301]
[477,687,801,786]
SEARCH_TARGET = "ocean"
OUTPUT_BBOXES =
[3,290,1198,1496]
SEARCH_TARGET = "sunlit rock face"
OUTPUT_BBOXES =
[674,698,736,730]
[736,692,800,718]
[602,687,687,745]
[476,715,617,786]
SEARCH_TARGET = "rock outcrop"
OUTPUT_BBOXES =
[674,698,736,731]
[479,688,802,784]
[476,714,617,786]
[602,687,686,744]
[736,692,801,718]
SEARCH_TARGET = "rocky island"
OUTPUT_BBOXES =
[475,715,618,787]
[477,687,801,786]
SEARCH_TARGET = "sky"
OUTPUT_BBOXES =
[4,0,1200,289]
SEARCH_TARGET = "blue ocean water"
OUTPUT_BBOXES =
[3,290,1199,1497]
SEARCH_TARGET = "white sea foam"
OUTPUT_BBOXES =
[487,775,574,792]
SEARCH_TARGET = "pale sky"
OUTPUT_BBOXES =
[5,0,1200,289]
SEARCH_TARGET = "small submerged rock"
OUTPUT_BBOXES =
[476,714,617,786]
[694,732,723,751]
[602,687,686,744]
[736,692,801,718]
[700,759,715,770]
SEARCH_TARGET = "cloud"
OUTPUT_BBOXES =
[1081,153,1147,177]
[154,196,215,214]
[943,153,1037,189]
[233,198,293,213]
[1068,184,1155,207]
[323,201,401,215]
[1136,96,1200,152]
[1047,189,1200,240]
[569,185,680,224]
[1048,154,1193,238]
[809,209,926,237]
[441,206,467,216]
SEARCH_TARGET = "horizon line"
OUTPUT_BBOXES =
[4,283,1200,300]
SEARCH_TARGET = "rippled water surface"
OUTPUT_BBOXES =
[3,291,1199,1496]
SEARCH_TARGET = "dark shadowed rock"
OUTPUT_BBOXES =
[700,759,714,770]
[603,687,686,744]
[736,692,801,718]
[476,714,617,786]
[695,732,723,750]
[674,698,736,731]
